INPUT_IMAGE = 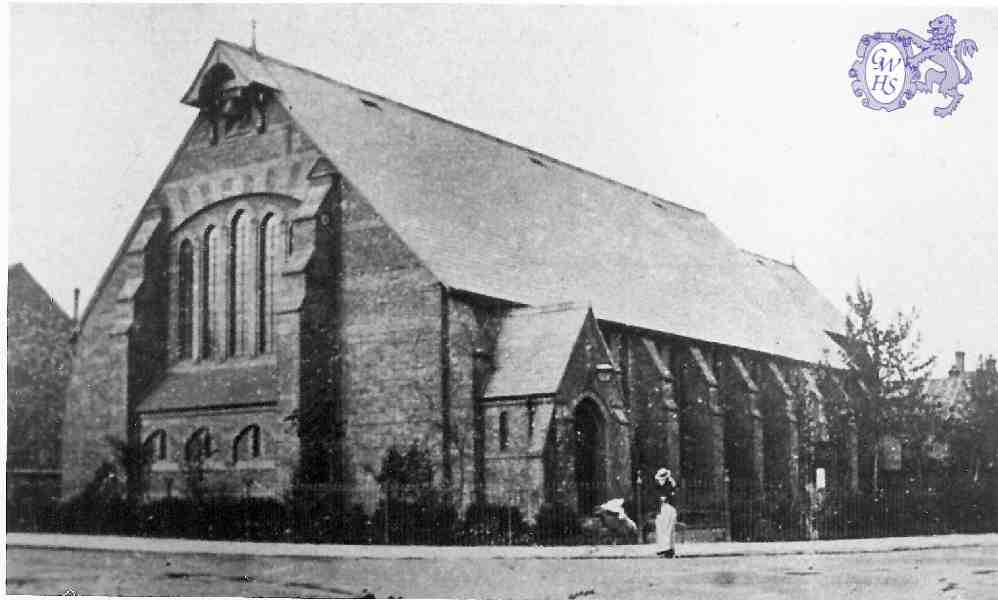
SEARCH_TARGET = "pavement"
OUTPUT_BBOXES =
[7,531,998,560]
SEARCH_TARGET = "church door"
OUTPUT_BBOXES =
[574,399,605,513]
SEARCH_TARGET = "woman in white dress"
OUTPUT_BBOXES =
[654,468,678,558]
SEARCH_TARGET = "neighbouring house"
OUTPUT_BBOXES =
[61,40,864,539]
[925,350,998,474]
[7,263,74,526]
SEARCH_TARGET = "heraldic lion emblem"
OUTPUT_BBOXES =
[897,14,979,117]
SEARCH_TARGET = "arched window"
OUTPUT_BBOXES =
[233,425,262,463]
[144,430,168,462]
[258,213,280,353]
[177,240,194,359]
[499,411,510,450]
[185,428,213,463]
[201,226,221,358]
[228,210,252,356]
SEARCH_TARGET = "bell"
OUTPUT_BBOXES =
[218,84,246,119]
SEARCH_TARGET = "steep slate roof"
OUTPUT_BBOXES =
[137,362,279,413]
[177,41,847,365]
[484,303,593,399]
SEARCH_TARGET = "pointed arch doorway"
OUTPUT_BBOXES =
[574,398,606,513]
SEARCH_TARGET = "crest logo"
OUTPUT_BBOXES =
[850,15,979,118]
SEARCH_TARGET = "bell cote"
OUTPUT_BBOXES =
[181,42,280,144]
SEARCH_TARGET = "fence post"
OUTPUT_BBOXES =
[506,501,512,545]
[724,473,732,542]
[633,472,642,544]
[383,486,389,544]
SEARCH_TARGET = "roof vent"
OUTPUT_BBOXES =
[528,156,546,167]
[360,98,382,111]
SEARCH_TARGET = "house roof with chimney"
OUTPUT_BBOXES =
[924,351,997,415]
[84,39,848,366]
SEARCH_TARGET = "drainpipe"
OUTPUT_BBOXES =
[440,284,453,489]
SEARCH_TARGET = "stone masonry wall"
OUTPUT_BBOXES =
[336,180,443,508]
[142,407,283,499]
[62,101,320,499]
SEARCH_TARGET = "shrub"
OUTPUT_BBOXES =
[371,492,457,545]
[532,502,582,544]
[283,486,372,544]
[457,502,528,545]
[55,493,139,535]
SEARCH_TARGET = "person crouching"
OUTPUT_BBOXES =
[595,498,639,544]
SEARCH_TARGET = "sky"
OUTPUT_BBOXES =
[8,4,998,374]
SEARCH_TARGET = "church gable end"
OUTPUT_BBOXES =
[62,48,444,499]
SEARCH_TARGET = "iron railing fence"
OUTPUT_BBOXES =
[10,477,996,544]
[727,477,998,542]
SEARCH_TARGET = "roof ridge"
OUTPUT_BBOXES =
[215,39,704,217]
[508,301,590,317]
[741,248,798,271]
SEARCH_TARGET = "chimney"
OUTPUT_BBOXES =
[72,288,80,322]
[954,350,966,375]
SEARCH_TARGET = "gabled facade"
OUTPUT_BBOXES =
[62,41,860,536]
[7,264,74,521]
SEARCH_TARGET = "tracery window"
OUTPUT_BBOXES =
[258,213,280,353]
[228,210,252,356]
[174,198,290,365]
[201,226,221,358]
[177,240,194,359]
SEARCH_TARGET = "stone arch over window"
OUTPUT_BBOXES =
[185,428,213,463]
[499,411,510,450]
[258,212,280,353]
[201,225,221,358]
[233,425,262,463]
[228,209,253,357]
[177,239,194,359]
[144,429,168,462]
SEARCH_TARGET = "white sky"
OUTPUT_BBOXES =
[8,4,998,374]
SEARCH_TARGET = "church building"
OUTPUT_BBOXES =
[62,40,862,536]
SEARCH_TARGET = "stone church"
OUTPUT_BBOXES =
[62,40,863,530]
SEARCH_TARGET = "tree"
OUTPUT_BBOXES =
[948,356,998,482]
[105,435,153,504]
[840,284,936,490]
